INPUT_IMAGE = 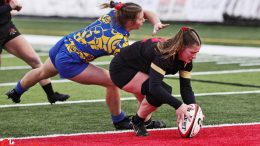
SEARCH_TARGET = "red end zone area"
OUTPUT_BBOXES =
[4,124,260,146]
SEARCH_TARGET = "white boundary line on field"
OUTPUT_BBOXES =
[1,122,260,140]
[167,68,260,76]
[1,53,49,58]
[1,68,260,87]
[0,79,71,87]
[0,61,111,70]
[1,57,260,71]
[1,90,260,108]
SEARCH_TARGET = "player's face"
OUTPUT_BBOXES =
[132,11,145,29]
[178,44,201,64]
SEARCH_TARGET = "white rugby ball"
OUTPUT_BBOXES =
[178,104,204,138]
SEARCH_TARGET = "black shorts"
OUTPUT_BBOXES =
[0,22,21,53]
[109,55,138,89]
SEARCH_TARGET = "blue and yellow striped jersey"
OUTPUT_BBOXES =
[64,10,129,62]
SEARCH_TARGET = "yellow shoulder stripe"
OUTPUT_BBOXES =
[180,71,191,79]
[151,63,166,75]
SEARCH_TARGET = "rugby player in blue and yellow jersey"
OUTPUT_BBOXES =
[6,1,169,130]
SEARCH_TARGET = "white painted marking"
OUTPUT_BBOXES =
[1,90,260,108]
[0,61,111,70]
[1,68,260,86]
[1,122,259,140]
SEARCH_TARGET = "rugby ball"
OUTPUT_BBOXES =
[178,104,204,138]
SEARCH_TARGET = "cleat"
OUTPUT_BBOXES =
[113,116,132,130]
[47,92,70,104]
[5,89,21,103]
[130,117,149,136]
[145,120,166,129]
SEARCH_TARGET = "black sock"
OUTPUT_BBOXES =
[41,83,55,97]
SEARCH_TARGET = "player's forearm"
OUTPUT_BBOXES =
[143,10,161,25]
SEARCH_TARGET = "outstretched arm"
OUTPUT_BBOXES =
[143,10,170,36]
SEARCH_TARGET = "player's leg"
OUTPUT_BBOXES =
[131,98,158,136]
[122,72,166,129]
[6,58,59,103]
[4,34,69,103]
[69,63,126,128]
[121,72,151,136]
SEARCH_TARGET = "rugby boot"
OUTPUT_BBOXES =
[47,92,70,104]
[114,116,132,130]
[130,115,149,136]
[5,89,21,103]
[145,119,166,129]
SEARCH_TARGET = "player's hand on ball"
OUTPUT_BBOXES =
[176,103,193,125]
[177,104,204,138]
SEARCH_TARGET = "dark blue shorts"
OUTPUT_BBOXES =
[49,38,89,79]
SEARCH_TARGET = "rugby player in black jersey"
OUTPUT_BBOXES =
[109,27,201,136]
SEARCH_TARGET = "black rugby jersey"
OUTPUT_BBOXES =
[0,0,12,25]
[119,38,195,109]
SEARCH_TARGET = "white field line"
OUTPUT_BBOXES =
[1,68,260,87]
[240,62,260,66]
[1,90,260,108]
[0,79,70,87]
[1,53,49,58]
[0,66,31,70]
[2,59,260,70]
[166,68,260,77]
[217,59,260,65]
[1,122,260,140]
[1,54,260,70]
[0,61,110,70]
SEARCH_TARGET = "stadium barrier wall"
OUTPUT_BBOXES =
[17,0,260,23]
